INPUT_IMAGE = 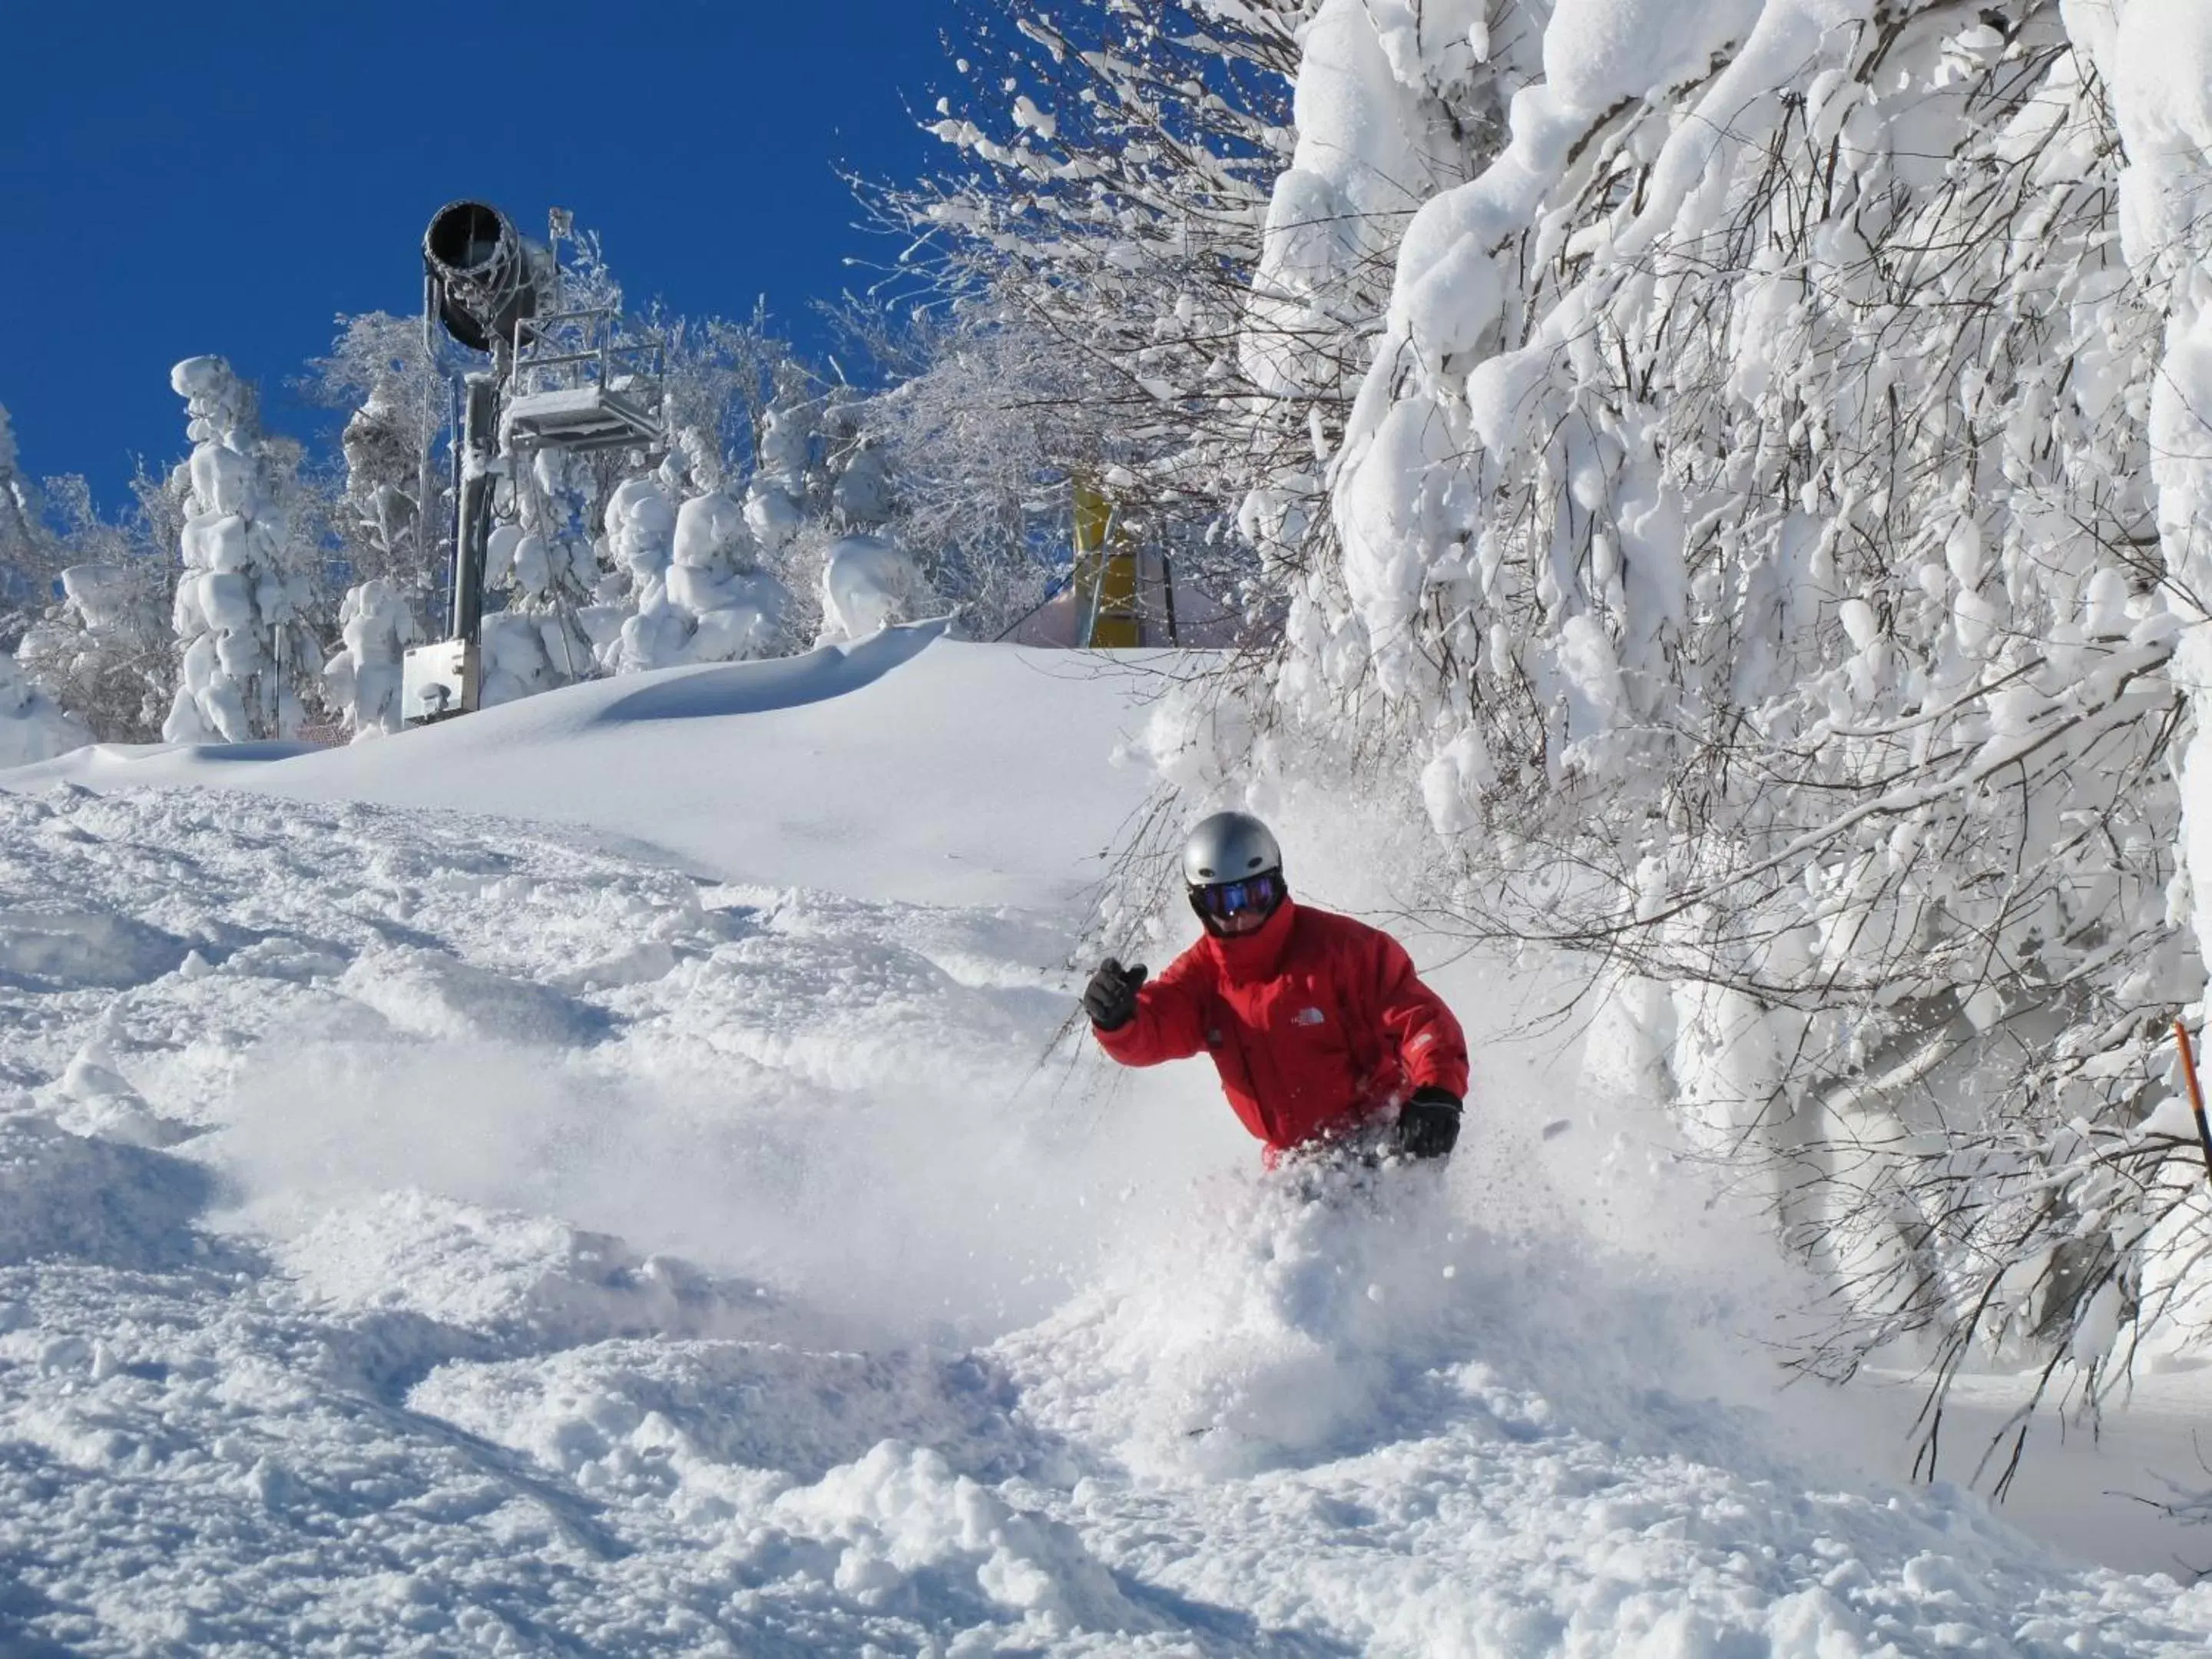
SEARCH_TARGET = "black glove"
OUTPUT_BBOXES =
[1083,958,1148,1031]
[1398,1087,1462,1159]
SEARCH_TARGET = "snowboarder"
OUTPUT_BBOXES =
[1084,811,1468,1164]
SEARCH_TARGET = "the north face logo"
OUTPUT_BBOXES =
[1292,1007,1326,1026]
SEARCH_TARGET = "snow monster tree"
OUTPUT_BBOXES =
[162,356,321,743]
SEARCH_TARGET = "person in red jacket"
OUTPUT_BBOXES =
[1083,811,1468,1164]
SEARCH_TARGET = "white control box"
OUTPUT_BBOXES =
[401,638,480,724]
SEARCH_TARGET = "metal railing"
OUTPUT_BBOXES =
[502,306,669,454]
[512,306,665,399]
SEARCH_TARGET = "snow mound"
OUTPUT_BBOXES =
[0,1116,213,1270]
[410,1340,1019,1494]
[593,614,943,722]
[758,1441,1159,1639]
[270,1190,787,1349]
[333,945,609,1045]
[0,902,190,992]
[1,631,1174,908]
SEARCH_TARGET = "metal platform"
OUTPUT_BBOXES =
[502,307,667,455]
[502,382,664,452]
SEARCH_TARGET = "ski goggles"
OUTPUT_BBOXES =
[1189,869,1285,922]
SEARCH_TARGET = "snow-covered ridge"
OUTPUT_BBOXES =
[4,624,1175,908]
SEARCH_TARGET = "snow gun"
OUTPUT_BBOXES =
[422,201,554,356]
[401,201,666,725]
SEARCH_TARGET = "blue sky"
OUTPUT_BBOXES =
[1,2,961,506]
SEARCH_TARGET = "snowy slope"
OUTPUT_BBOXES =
[2,621,1179,908]
[2,634,2210,1653]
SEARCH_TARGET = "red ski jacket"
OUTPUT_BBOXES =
[1094,899,1469,1155]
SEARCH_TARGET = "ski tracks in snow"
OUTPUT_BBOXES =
[0,783,2210,1653]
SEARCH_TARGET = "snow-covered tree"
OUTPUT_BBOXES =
[322,578,417,737]
[478,445,600,706]
[2091,0,2212,1384]
[885,0,1512,636]
[311,316,447,737]
[0,403,56,641]
[816,533,919,645]
[741,384,911,642]
[667,470,788,664]
[594,438,787,673]
[0,649,87,767]
[161,357,321,743]
[743,387,816,558]
[309,312,448,624]
[18,565,171,742]
[1185,0,2210,1433]
[822,392,893,533]
[14,470,180,741]
[601,455,687,672]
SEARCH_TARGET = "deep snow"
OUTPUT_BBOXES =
[2,633,2210,1653]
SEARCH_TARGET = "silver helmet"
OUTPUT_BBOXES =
[1181,811,1283,887]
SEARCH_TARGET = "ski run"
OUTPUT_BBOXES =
[0,634,2202,1654]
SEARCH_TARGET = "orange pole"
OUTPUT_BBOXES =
[2173,1020,2212,1186]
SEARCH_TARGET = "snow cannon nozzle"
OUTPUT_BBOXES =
[423,200,551,355]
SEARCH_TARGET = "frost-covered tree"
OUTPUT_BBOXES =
[835,303,1084,636]
[882,0,1330,625]
[15,471,180,741]
[308,312,448,621]
[742,385,817,559]
[667,463,789,664]
[1194,0,2211,1435]
[162,357,321,742]
[601,458,685,673]
[322,578,417,737]
[0,649,87,767]
[484,445,601,704]
[883,0,1525,643]
[0,404,56,641]
[660,306,791,481]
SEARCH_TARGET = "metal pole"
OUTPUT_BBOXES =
[449,373,499,644]
[437,376,460,632]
